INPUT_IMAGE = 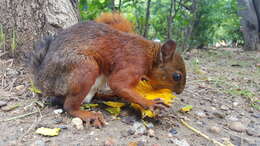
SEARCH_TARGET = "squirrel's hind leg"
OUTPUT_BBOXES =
[63,59,105,128]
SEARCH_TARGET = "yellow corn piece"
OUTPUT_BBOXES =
[35,127,61,136]
[133,80,176,118]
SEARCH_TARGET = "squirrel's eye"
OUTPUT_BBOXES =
[172,72,182,81]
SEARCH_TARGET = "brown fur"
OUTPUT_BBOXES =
[95,12,134,33]
[30,13,186,127]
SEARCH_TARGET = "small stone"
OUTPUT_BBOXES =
[127,129,135,135]
[137,140,145,146]
[227,115,239,121]
[89,131,94,136]
[246,129,260,137]
[53,118,63,124]
[208,126,221,134]
[212,112,225,119]
[15,85,25,91]
[31,140,45,146]
[230,135,242,146]
[146,122,154,129]
[195,111,207,118]
[171,139,190,146]
[120,130,128,137]
[220,105,229,110]
[233,102,239,107]
[72,118,84,130]
[53,109,63,114]
[0,101,7,107]
[57,125,67,129]
[252,113,260,118]
[131,122,146,135]
[229,122,246,132]
[169,128,178,135]
[104,137,116,146]
[121,116,135,125]
[147,129,155,137]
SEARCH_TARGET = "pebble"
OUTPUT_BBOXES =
[229,122,246,132]
[53,118,63,124]
[212,112,225,119]
[169,128,178,135]
[246,129,260,137]
[57,125,68,129]
[71,118,84,130]
[208,126,221,134]
[53,109,63,114]
[147,129,155,137]
[220,105,229,110]
[227,115,239,121]
[0,100,7,107]
[31,140,45,146]
[145,122,154,129]
[104,137,116,146]
[120,130,129,137]
[15,85,25,91]
[137,140,145,146]
[232,102,239,107]
[170,139,190,146]
[121,116,136,125]
[230,135,242,146]
[194,111,207,118]
[127,129,135,135]
[252,113,260,119]
[131,122,147,135]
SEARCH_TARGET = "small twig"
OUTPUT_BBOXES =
[0,111,39,122]
[180,119,229,146]
[18,116,38,142]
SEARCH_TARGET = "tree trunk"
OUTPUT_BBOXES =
[167,0,174,40]
[110,0,115,11]
[182,0,198,50]
[0,0,79,57]
[143,0,151,38]
[118,0,122,12]
[237,0,260,51]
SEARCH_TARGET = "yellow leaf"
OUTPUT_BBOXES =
[81,103,99,109]
[131,103,154,118]
[132,80,176,118]
[105,107,121,116]
[35,127,61,136]
[103,101,125,108]
[180,105,193,112]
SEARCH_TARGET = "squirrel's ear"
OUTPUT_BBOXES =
[160,40,176,63]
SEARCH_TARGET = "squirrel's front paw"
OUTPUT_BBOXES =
[142,98,170,114]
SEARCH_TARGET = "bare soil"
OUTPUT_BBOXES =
[0,48,259,146]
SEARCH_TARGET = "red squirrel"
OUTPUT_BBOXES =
[30,13,186,128]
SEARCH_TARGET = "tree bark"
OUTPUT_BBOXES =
[118,0,122,12]
[237,0,260,51]
[167,0,174,40]
[143,0,151,38]
[110,0,115,11]
[0,0,79,57]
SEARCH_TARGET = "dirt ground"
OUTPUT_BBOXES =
[0,48,259,146]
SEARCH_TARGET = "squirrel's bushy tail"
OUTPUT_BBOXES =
[30,36,53,74]
[95,12,134,33]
